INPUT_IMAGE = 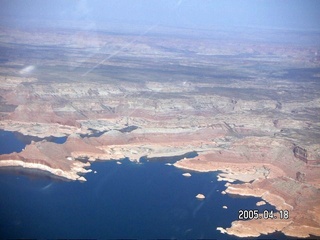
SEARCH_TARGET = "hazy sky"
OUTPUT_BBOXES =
[1,0,320,30]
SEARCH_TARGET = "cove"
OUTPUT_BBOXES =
[0,130,67,154]
[0,130,26,154]
[0,159,290,239]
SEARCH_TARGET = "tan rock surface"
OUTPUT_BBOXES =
[256,200,266,206]
[225,218,292,238]
[182,172,191,177]
[196,194,205,199]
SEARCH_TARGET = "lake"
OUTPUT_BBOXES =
[0,130,290,239]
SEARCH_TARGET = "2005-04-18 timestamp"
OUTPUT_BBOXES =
[238,209,289,220]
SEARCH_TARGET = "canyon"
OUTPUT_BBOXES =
[0,25,319,238]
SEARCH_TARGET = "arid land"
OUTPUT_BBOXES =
[0,26,320,238]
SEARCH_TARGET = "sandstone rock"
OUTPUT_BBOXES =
[196,193,205,199]
[217,227,227,234]
[182,172,191,177]
[77,176,87,182]
[256,200,266,206]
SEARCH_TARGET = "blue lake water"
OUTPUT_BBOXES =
[0,130,67,154]
[0,130,26,154]
[0,130,291,239]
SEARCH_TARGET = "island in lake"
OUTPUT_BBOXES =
[0,23,319,238]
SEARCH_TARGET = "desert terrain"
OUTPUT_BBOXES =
[0,25,319,238]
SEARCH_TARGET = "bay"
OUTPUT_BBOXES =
[0,130,290,239]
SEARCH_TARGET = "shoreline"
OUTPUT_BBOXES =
[1,135,320,238]
[174,157,320,238]
[0,126,319,238]
[0,159,90,182]
[1,126,319,238]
